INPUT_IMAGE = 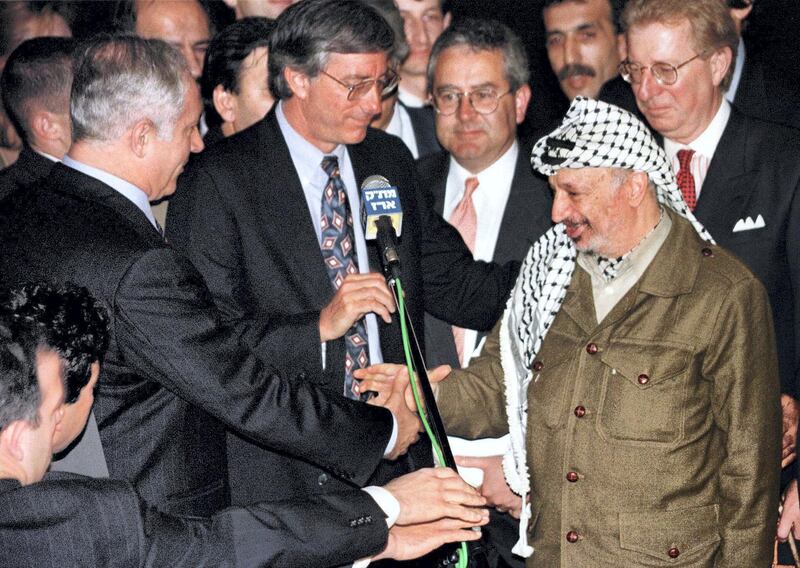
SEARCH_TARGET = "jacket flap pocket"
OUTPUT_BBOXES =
[601,339,691,388]
[619,504,720,560]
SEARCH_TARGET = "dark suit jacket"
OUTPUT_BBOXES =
[166,108,518,505]
[399,100,441,158]
[694,107,800,397]
[733,47,800,130]
[0,472,387,568]
[419,144,553,369]
[0,145,55,201]
[0,164,393,516]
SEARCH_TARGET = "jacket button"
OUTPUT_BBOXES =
[317,473,329,485]
[566,531,580,543]
[586,343,598,354]
[574,405,586,418]
[637,373,649,385]
[533,360,544,372]
[668,547,680,558]
[701,247,713,257]
[566,471,579,483]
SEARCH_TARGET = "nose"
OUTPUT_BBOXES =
[456,93,478,121]
[405,17,426,48]
[181,45,202,80]
[551,190,569,224]
[361,83,383,116]
[191,126,204,154]
[635,68,660,103]
[563,34,580,66]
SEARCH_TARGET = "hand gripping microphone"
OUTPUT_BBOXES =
[360,175,403,280]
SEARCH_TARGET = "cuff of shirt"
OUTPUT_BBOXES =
[353,486,401,568]
[382,412,398,457]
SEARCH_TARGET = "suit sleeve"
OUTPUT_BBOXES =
[142,489,388,567]
[113,247,391,486]
[436,320,510,439]
[166,164,325,372]
[412,165,520,332]
[704,277,781,566]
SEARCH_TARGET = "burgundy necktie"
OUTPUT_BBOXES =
[448,176,479,365]
[676,149,697,211]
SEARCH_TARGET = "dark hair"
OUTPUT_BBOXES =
[0,1,74,58]
[0,36,76,143]
[202,17,275,128]
[427,18,529,92]
[543,0,624,34]
[0,320,40,430]
[1,284,109,404]
[268,0,394,100]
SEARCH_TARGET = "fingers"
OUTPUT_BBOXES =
[319,274,395,341]
[388,467,488,525]
[428,364,452,383]
[778,480,800,541]
[782,453,797,469]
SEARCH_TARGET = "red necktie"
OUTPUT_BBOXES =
[449,177,479,365]
[676,149,697,211]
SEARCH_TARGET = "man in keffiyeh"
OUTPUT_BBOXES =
[359,97,781,566]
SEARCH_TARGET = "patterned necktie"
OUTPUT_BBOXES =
[676,149,697,211]
[320,155,369,399]
[448,176,480,365]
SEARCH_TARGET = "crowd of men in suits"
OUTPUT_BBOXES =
[0,0,799,566]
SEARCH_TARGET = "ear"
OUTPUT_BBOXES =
[0,420,29,462]
[709,46,733,88]
[514,83,532,124]
[283,66,311,100]
[626,171,650,207]
[129,118,155,159]
[212,85,238,124]
[729,4,753,26]
[443,11,452,29]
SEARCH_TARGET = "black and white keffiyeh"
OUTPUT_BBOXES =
[500,97,713,557]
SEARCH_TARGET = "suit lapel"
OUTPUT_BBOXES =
[694,109,758,238]
[427,153,449,216]
[255,112,335,309]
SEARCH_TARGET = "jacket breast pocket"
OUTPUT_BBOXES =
[596,339,691,446]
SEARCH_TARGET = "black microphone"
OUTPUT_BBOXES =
[360,175,403,280]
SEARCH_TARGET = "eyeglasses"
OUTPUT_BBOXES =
[619,52,706,86]
[320,68,400,101]
[431,88,512,116]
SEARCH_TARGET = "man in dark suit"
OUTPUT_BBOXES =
[0,36,75,200]
[166,0,518,512]
[419,19,553,568]
[725,0,800,129]
[543,0,640,117]
[621,0,800,532]
[0,35,424,519]
[0,285,487,568]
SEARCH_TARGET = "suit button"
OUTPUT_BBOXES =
[533,360,544,372]
[574,405,586,418]
[317,473,329,485]
[566,531,580,543]
[586,343,598,354]
[566,471,579,483]
[297,371,307,380]
[637,373,649,385]
[701,247,713,257]
[668,547,680,558]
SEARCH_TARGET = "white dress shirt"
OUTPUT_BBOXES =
[397,87,427,108]
[725,38,746,103]
[443,141,518,366]
[385,101,420,159]
[664,99,731,198]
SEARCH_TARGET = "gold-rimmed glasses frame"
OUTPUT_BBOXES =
[320,68,400,101]
[430,88,512,116]
[619,51,707,86]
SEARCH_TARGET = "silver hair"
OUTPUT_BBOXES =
[71,35,190,143]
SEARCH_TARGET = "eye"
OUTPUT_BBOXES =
[473,89,497,102]
[438,90,459,103]
[546,34,563,48]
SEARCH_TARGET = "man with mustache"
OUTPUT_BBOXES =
[543,0,639,116]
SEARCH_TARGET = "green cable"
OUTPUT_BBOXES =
[394,277,469,568]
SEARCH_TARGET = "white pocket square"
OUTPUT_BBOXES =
[732,214,766,233]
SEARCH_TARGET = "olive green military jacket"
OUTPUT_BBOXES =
[438,213,781,567]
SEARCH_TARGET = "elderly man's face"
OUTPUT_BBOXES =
[550,167,634,257]
[626,19,728,144]
[291,51,387,153]
[432,46,529,174]
[135,0,211,80]
[395,0,449,77]
[544,0,622,100]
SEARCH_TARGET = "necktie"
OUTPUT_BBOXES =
[448,176,479,365]
[320,155,369,399]
[676,149,697,211]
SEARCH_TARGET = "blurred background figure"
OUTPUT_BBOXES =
[223,0,298,19]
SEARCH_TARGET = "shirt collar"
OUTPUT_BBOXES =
[664,98,731,161]
[397,87,427,108]
[725,38,746,103]
[34,149,60,163]
[448,140,519,190]
[62,155,159,230]
[276,101,346,186]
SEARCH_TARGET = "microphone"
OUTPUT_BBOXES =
[360,175,403,279]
